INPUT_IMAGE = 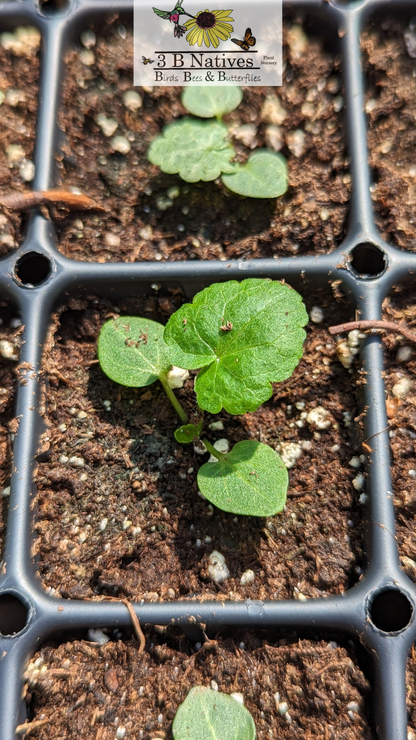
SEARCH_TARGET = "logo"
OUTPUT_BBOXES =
[134,0,282,86]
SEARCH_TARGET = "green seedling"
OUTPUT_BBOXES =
[148,119,238,183]
[148,86,288,198]
[98,278,307,517]
[172,686,256,740]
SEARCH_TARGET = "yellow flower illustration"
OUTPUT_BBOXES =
[185,9,234,48]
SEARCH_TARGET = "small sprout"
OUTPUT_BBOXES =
[181,86,243,118]
[97,279,307,517]
[148,85,289,200]
[172,686,255,740]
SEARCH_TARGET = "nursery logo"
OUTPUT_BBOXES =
[134,0,282,86]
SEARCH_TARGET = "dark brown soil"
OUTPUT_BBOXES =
[25,632,375,739]
[381,287,416,576]
[362,18,416,251]
[36,288,365,603]
[406,646,416,735]
[0,303,22,558]
[52,17,349,262]
[0,15,389,738]
[0,28,39,254]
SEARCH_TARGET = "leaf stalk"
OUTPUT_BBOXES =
[159,373,189,424]
[202,437,226,461]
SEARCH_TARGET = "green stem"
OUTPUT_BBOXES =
[202,437,226,461]
[159,373,189,424]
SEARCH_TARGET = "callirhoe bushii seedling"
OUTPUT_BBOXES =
[147,86,288,198]
[98,278,307,517]
[172,685,256,740]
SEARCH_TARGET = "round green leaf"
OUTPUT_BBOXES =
[181,86,243,118]
[174,423,200,444]
[98,317,171,388]
[173,686,256,740]
[222,150,288,198]
[148,118,237,183]
[164,279,308,414]
[198,440,288,517]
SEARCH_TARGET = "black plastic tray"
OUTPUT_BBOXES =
[0,0,416,738]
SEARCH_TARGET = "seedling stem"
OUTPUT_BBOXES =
[202,438,226,461]
[159,373,189,424]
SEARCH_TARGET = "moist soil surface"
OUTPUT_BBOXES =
[51,17,349,262]
[2,11,412,740]
[362,17,416,251]
[26,632,375,739]
[381,287,416,579]
[406,646,416,735]
[0,28,39,255]
[36,288,364,603]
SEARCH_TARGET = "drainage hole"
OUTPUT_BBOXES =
[350,243,386,278]
[0,593,29,636]
[15,252,51,287]
[39,0,70,13]
[369,589,413,633]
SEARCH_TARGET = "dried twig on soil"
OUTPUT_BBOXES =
[0,190,106,213]
[183,634,218,677]
[47,367,76,387]
[313,659,353,677]
[15,718,50,735]
[99,596,146,652]
[121,598,146,654]
[285,545,306,561]
[329,319,416,344]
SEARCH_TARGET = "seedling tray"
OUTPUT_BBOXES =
[0,0,416,738]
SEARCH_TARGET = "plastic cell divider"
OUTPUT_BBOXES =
[0,1,416,738]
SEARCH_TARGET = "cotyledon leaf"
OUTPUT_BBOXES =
[174,422,202,444]
[172,686,256,740]
[181,86,243,118]
[147,118,238,183]
[164,278,308,414]
[222,149,288,198]
[197,440,288,517]
[97,317,173,388]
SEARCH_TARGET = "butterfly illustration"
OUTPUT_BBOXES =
[142,56,155,65]
[231,27,256,51]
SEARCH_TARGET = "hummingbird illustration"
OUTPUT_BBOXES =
[152,0,195,37]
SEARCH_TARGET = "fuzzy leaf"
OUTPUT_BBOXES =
[148,118,237,183]
[181,86,243,118]
[174,422,201,444]
[98,317,172,387]
[164,279,307,414]
[198,440,288,516]
[172,686,256,740]
[222,150,288,198]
